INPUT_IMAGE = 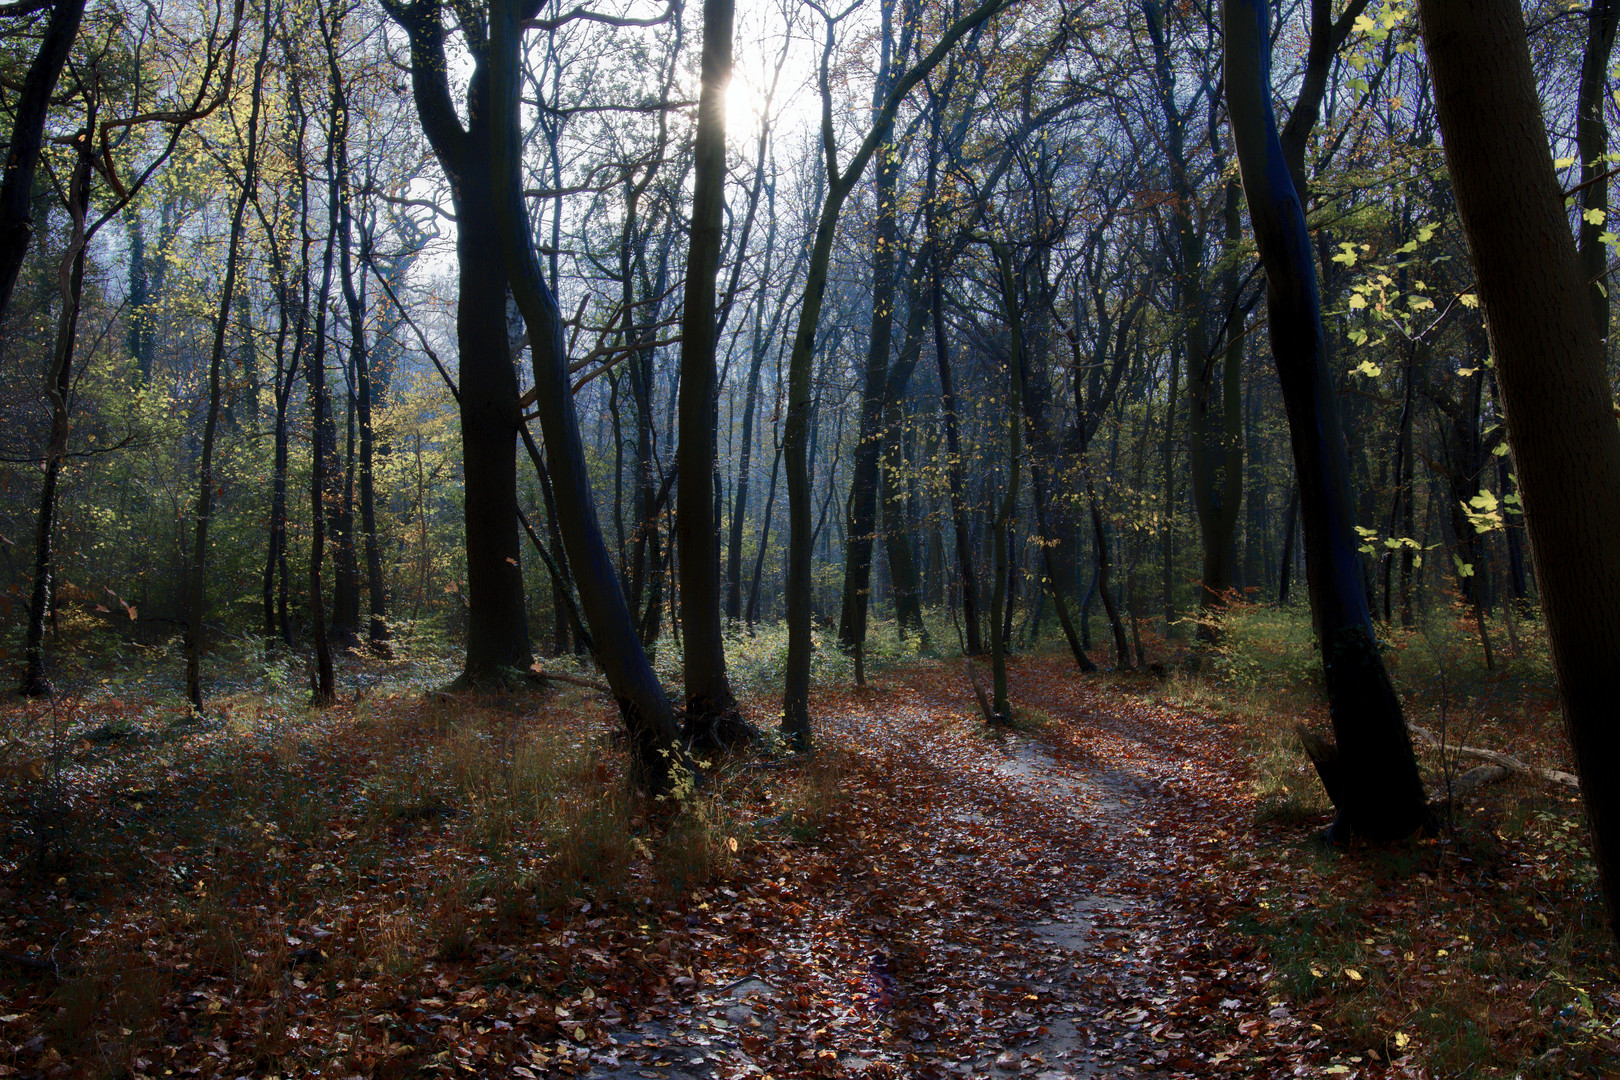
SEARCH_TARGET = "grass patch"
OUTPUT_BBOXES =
[1170,602,1619,1077]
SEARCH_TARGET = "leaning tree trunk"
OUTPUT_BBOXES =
[1421,0,1620,941]
[1225,0,1427,842]
[489,0,685,792]
[0,0,87,326]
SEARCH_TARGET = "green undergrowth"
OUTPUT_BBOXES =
[1163,601,1618,1077]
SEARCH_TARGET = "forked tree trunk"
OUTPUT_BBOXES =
[1226,0,1427,841]
[489,0,685,792]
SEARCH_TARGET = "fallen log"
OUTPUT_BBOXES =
[534,670,613,695]
[1408,724,1579,789]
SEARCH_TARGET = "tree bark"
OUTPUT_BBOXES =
[1421,0,1620,940]
[676,0,743,745]
[0,0,86,326]
[1226,0,1427,841]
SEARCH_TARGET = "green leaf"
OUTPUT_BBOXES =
[1584,207,1607,225]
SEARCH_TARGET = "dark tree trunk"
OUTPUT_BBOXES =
[489,0,686,791]
[186,14,271,709]
[18,150,89,698]
[675,0,742,744]
[989,242,1023,719]
[1579,0,1619,341]
[932,232,981,655]
[385,0,530,687]
[0,0,86,326]
[1227,0,1427,841]
[1422,0,1620,942]
[1278,484,1298,605]
[337,148,389,654]
[837,0,903,662]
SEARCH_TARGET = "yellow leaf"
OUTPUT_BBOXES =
[1344,968,1364,981]
[1394,1031,1410,1049]
[1555,155,1577,168]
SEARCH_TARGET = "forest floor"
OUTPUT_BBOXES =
[0,645,1617,1079]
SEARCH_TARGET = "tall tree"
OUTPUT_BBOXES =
[675,0,744,746]
[383,0,532,687]
[488,0,687,792]
[185,2,270,709]
[1224,0,1428,841]
[780,0,1009,748]
[1420,0,1620,939]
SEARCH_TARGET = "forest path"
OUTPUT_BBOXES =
[590,655,1300,1080]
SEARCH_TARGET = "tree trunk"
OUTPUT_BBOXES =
[1226,0,1427,841]
[989,242,1024,720]
[838,0,902,660]
[489,0,685,792]
[17,150,89,698]
[676,0,743,746]
[0,0,87,326]
[1421,0,1620,941]
[1579,0,1619,341]
[186,14,270,709]
[385,0,530,687]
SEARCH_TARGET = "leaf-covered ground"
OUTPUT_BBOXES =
[1,652,1616,1078]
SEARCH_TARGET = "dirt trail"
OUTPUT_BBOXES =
[589,656,1283,1080]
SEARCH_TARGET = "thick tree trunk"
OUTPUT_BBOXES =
[386,0,530,687]
[0,0,86,325]
[1227,0,1427,841]
[1422,0,1620,940]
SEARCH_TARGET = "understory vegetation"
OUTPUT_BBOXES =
[2,603,1613,1078]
